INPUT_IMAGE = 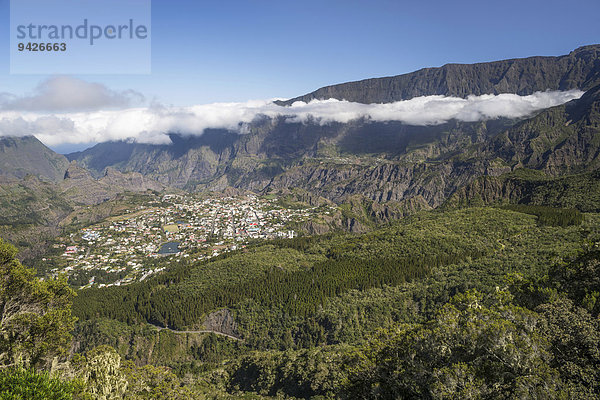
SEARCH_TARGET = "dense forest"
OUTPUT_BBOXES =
[72,208,523,329]
[3,202,600,399]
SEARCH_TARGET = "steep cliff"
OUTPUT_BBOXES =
[486,84,600,174]
[276,45,600,105]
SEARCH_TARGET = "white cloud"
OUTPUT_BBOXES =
[0,76,144,112]
[0,89,583,146]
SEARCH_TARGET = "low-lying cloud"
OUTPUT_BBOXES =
[0,87,583,147]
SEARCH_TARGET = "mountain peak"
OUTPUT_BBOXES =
[569,43,600,56]
[0,136,69,181]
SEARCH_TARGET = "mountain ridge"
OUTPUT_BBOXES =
[3,45,600,229]
[275,44,600,105]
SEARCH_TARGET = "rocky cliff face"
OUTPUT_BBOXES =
[69,117,509,194]
[64,91,597,211]
[64,45,600,217]
[276,45,600,105]
[252,84,600,209]
[67,131,239,188]
[61,161,164,205]
[256,156,509,208]
[487,83,600,174]
[445,169,600,212]
[101,167,163,193]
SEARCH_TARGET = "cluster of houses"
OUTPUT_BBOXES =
[50,194,335,289]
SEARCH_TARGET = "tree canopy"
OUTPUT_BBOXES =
[0,239,75,369]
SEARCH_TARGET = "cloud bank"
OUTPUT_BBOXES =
[0,84,583,147]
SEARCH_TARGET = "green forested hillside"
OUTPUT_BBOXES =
[73,208,534,328]
[1,200,599,399]
[60,205,600,398]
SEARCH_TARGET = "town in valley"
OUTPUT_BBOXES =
[45,194,336,288]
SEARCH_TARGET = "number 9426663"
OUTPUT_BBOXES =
[18,43,67,51]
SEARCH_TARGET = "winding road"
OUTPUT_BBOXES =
[148,323,243,341]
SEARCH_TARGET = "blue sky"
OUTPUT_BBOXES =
[0,0,599,106]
